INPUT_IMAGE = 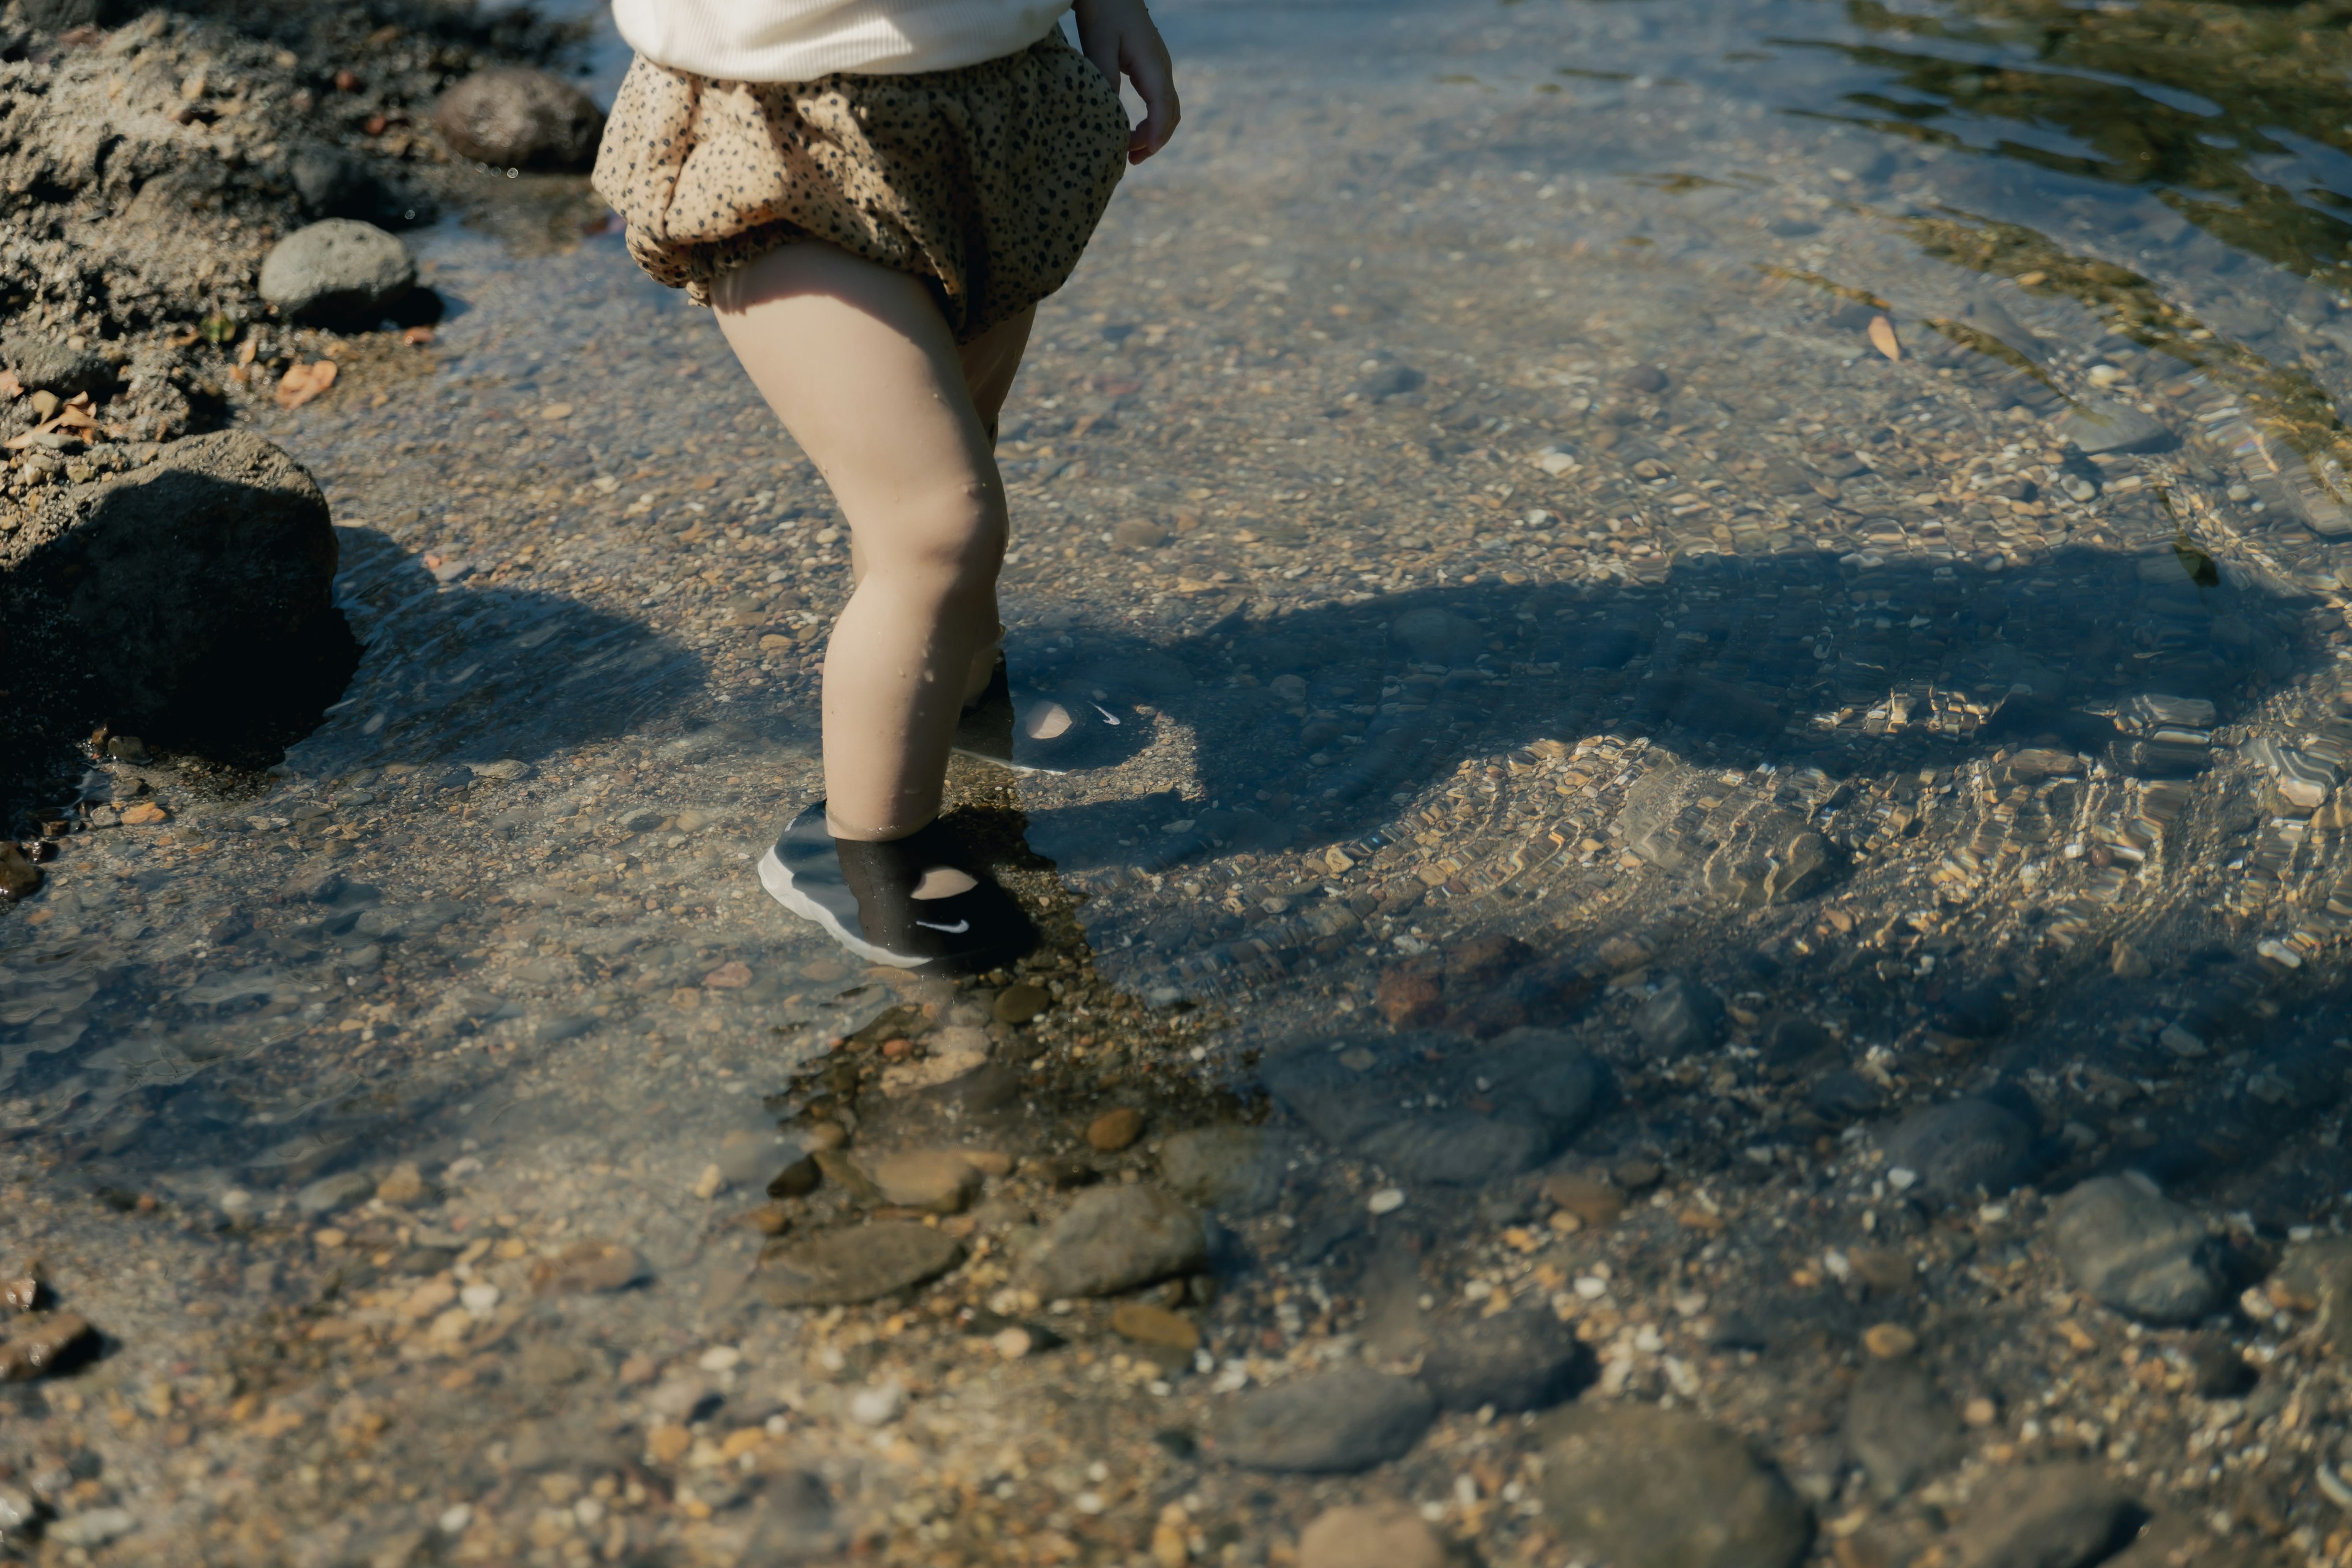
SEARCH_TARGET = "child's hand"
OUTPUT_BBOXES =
[1073,0,1179,164]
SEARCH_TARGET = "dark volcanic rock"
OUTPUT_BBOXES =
[1263,1027,1604,1186]
[1,431,341,736]
[1212,1366,1436,1472]
[434,69,606,170]
[1419,1308,1594,1412]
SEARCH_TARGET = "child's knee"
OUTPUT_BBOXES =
[878,483,1006,588]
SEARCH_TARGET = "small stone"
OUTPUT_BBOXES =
[1158,1125,1291,1215]
[47,1508,134,1549]
[1087,1107,1144,1152]
[1,329,113,400]
[646,1424,692,1464]
[1845,1357,1959,1499]
[847,1381,905,1425]
[374,1163,426,1205]
[1543,1174,1624,1229]
[991,1326,1033,1359]
[1879,1096,2038,1200]
[294,1170,374,1216]
[756,1223,965,1306]
[1963,1396,1999,1426]
[993,983,1050,1024]
[1212,1366,1436,1472]
[434,69,606,169]
[1537,1402,1808,1568]
[2049,1174,2225,1325]
[1633,975,1724,1058]
[2056,399,2171,455]
[1111,1302,1200,1351]
[460,1283,500,1315]
[257,219,417,324]
[0,1313,94,1381]
[862,1150,982,1215]
[529,1241,645,1296]
[1026,1185,1206,1299]
[1298,1502,1449,1568]
[693,1163,726,1200]
[1367,1187,1406,1215]
[1862,1322,1918,1359]
[1114,518,1170,549]
[1419,1308,1594,1412]
[1950,1463,2137,1568]
[2109,941,2152,981]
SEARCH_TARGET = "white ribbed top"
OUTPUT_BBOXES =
[611,0,1072,80]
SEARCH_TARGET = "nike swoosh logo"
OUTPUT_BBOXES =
[916,919,970,933]
[1093,704,1121,725]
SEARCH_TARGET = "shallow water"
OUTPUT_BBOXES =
[6,0,2352,1562]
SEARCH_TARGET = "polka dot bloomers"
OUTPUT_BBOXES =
[591,28,1131,342]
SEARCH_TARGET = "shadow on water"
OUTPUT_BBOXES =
[0,530,707,1199]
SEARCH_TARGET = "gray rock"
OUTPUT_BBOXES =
[1262,1027,1602,1187]
[2050,1174,2225,1325]
[1390,607,1483,666]
[1025,1185,1205,1299]
[1,330,114,400]
[739,1469,846,1563]
[1845,1359,1961,1499]
[434,69,606,170]
[2057,399,2171,456]
[258,220,416,323]
[1879,1096,2038,1200]
[1159,1125,1292,1215]
[1,431,338,733]
[755,1223,965,1306]
[1951,1463,2136,1568]
[1419,1308,1593,1412]
[1538,1401,1810,1568]
[1634,976,1724,1058]
[1212,1366,1436,1472]
[289,144,428,226]
[294,1169,375,1216]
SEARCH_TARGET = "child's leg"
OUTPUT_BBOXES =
[839,306,1038,704]
[712,243,1006,842]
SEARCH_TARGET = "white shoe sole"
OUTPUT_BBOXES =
[755,844,926,970]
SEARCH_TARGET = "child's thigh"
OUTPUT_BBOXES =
[712,242,997,520]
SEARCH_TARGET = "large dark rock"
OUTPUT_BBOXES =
[1024,1184,1207,1299]
[755,1222,965,1306]
[1,431,344,737]
[434,69,605,170]
[1262,1027,1604,1187]
[1538,1401,1811,1568]
[2050,1174,2226,1325]
[1879,1095,2039,1200]
[1419,1308,1594,1412]
[1951,1463,2139,1568]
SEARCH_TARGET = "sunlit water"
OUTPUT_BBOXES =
[5,0,2352,1561]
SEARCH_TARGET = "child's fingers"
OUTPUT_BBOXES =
[1120,32,1180,161]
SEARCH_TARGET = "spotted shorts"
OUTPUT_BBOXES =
[590,29,1130,343]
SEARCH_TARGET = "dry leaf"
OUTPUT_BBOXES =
[0,371,19,400]
[1867,314,1901,362]
[275,360,337,410]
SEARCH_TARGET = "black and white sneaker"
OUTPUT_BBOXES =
[756,802,1036,973]
[952,656,1136,775]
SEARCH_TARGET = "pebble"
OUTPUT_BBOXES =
[1632,974,1725,1058]
[861,1150,984,1214]
[529,1241,644,1296]
[846,1381,906,1426]
[2055,398,2171,455]
[1110,1302,1200,1351]
[1086,1107,1144,1152]
[1212,1366,1436,1472]
[432,68,606,170]
[1950,1463,2138,1568]
[1537,1403,1809,1568]
[257,220,416,323]
[1418,1307,1594,1412]
[375,1163,427,1204]
[1845,1357,1960,1499]
[1158,1125,1291,1215]
[992,982,1052,1024]
[1862,1322,1918,1359]
[0,845,40,902]
[756,1223,966,1306]
[1114,518,1170,549]
[0,1314,94,1381]
[2049,1173,2225,1325]
[1025,1185,1206,1299]
[1543,1174,1626,1227]
[1878,1095,2040,1200]
[1298,1501,1450,1568]
[0,328,113,399]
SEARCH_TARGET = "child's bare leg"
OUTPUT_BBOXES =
[840,306,1036,705]
[712,243,1006,842]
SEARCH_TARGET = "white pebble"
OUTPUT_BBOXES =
[991,1327,1033,1360]
[1885,1166,1918,1191]
[848,1382,905,1425]
[459,1283,500,1316]
[437,1504,473,1536]
[1366,1187,1406,1215]
[698,1346,743,1373]
[1573,1276,1608,1300]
